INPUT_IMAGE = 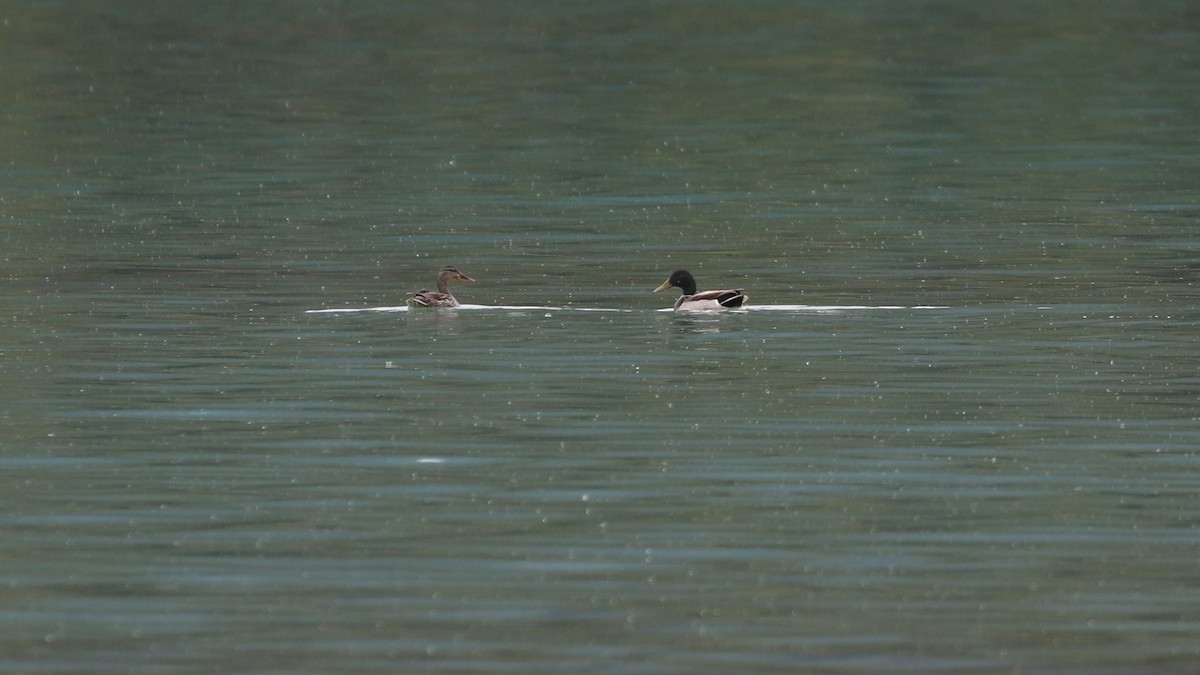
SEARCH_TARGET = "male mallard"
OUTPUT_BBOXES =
[406,266,475,308]
[653,269,747,310]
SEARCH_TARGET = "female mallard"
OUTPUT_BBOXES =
[406,266,475,308]
[653,269,747,311]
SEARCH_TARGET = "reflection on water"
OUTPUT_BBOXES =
[664,311,729,335]
[4,1,1200,672]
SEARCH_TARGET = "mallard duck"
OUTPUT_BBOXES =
[653,269,747,311]
[405,266,475,308]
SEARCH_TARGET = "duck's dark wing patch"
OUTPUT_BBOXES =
[687,289,747,308]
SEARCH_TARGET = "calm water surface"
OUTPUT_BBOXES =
[4,1,1200,672]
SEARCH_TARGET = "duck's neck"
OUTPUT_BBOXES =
[435,273,452,294]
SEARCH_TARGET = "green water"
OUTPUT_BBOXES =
[3,1,1200,672]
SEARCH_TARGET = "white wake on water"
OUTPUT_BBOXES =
[306,304,948,314]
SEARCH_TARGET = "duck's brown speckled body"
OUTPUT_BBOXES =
[406,266,475,308]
